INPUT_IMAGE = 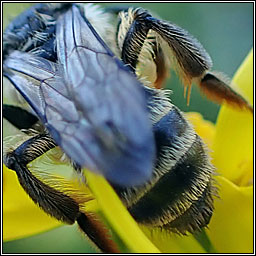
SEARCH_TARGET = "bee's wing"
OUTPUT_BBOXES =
[3,5,156,187]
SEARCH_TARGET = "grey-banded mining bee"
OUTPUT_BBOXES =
[3,3,252,253]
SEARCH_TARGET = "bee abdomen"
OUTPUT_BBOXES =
[164,181,215,234]
[115,106,215,234]
[130,135,214,227]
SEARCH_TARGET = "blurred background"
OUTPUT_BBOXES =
[3,2,253,253]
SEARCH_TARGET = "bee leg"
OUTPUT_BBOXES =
[118,8,169,88]
[119,8,152,70]
[198,72,253,113]
[151,40,169,89]
[120,8,252,112]
[4,133,120,253]
[77,212,121,253]
[3,104,39,130]
[149,13,253,111]
[3,132,80,224]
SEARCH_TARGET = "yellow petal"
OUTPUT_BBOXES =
[212,49,253,184]
[207,176,253,253]
[141,226,207,253]
[185,112,215,149]
[232,49,253,104]
[84,171,160,253]
[3,165,62,241]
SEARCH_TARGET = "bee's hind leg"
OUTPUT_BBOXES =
[117,8,174,89]
[198,72,253,113]
[119,8,253,112]
[3,132,80,224]
[3,132,120,253]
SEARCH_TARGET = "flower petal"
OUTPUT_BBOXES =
[232,49,253,104]
[141,226,207,253]
[84,171,160,253]
[207,176,253,253]
[212,49,253,184]
[185,112,215,149]
[3,165,62,241]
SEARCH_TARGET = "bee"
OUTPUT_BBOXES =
[3,3,252,253]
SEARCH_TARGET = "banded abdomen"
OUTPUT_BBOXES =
[113,103,215,234]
